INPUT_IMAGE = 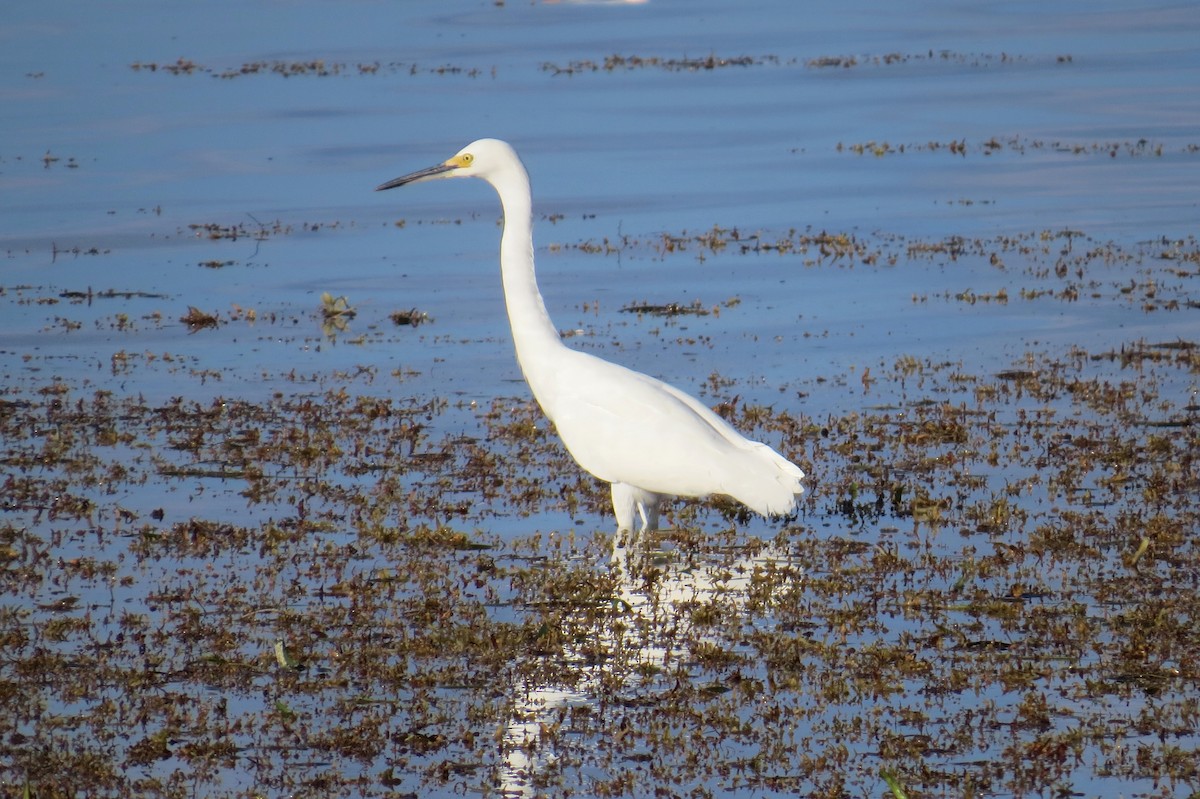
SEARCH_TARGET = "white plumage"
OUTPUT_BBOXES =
[377,138,805,532]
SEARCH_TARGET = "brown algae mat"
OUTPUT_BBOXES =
[2,228,1199,799]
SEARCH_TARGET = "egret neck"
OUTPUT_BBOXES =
[490,159,563,407]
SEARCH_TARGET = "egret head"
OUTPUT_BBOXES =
[375,138,519,192]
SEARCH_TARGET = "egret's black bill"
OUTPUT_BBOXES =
[375,163,455,191]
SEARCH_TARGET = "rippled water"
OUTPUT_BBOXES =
[3,1,1199,797]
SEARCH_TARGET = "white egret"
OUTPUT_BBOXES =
[376,139,804,533]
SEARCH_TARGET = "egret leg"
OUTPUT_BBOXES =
[610,483,664,534]
[611,483,637,534]
[636,495,661,533]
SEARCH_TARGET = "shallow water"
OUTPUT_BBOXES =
[3,1,1199,798]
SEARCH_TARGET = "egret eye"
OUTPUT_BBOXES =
[460,153,474,165]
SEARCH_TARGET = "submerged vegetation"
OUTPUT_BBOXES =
[7,0,1197,792]
[2,223,1198,798]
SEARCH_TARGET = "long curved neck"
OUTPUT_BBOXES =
[488,163,565,404]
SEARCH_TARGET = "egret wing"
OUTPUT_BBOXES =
[542,351,753,495]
